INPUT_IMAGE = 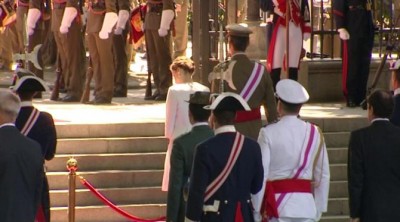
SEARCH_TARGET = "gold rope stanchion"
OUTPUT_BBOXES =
[67,157,78,222]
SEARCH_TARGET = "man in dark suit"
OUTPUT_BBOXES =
[11,69,57,222]
[390,60,400,126]
[348,89,400,222]
[0,88,43,222]
[185,92,264,222]
[166,91,214,222]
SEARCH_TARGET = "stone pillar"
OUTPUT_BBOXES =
[246,0,260,21]
[244,0,268,60]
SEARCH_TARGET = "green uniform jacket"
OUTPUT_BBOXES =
[166,124,214,222]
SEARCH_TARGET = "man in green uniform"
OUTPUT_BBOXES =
[112,0,131,97]
[172,0,187,59]
[210,23,278,140]
[54,0,85,102]
[166,91,214,222]
[86,0,118,104]
[144,0,174,101]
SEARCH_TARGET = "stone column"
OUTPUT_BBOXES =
[244,0,268,60]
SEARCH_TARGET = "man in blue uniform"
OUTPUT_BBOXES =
[185,92,264,222]
[11,69,57,222]
[389,60,400,126]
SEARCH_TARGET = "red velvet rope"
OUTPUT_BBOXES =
[80,177,166,222]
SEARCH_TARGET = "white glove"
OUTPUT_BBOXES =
[253,211,262,222]
[303,32,311,41]
[158,9,174,37]
[27,8,41,35]
[114,9,129,35]
[338,28,350,40]
[60,7,78,34]
[99,12,118,39]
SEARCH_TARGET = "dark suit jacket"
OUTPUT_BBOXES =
[390,94,400,127]
[348,120,400,222]
[0,125,43,222]
[166,124,214,222]
[186,132,264,222]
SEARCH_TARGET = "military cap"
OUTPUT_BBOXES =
[276,79,309,104]
[390,60,400,70]
[226,23,253,37]
[204,92,251,111]
[186,91,211,105]
[10,68,49,92]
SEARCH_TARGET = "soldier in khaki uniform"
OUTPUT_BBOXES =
[52,0,85,101]
[210,24,278,140]
[16,0,45,86]
[144,0,174,101]
[172,0,187,58]
[112,0,131,97]
[86,0,118,104]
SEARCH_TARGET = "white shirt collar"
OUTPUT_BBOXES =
[0,123,15,128]
[394,88,400,96]
[215,125,236,135]
[192,122,209,127]
[371,118,389,123]
[20,101,33,107]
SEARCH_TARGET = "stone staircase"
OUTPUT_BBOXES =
[47,115,368,222]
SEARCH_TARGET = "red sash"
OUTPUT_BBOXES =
[262,179,312,218]
[235,108,261,123]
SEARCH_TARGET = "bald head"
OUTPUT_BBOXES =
[0,89,21,124]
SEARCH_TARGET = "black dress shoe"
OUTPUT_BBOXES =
[154,94,167,101]
[92,97,112,104]
[144,93,159,100]
[61,95,80,102]
[113,91,127,98]
[347,100,358,108]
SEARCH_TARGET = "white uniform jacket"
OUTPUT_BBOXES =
[252,115,330,220]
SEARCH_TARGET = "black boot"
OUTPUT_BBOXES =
[270,68,281,91]
[288,68,298,81]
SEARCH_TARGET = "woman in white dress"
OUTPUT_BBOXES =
[162,56,210,191]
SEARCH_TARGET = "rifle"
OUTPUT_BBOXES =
[50,54,62,101]
[80,57,94,103]
[139,1,153,98]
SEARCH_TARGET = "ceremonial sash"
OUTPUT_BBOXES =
[21,108,40,136]
[235,108,261,123]
[204,132,245,202]
[240,63,264,102]
[262,123,318,218]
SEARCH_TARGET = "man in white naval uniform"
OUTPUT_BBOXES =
[252,79,330,222]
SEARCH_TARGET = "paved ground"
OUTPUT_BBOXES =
[0,48,367,125]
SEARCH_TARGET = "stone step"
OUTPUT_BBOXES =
[327,147,347,164]
[330,164,347,181]
[326,197,349,216]
[47,170,163,190]
[56,123,165,139]
[50,187,166,207]
[51,204,167,222]
[320,215,349,222]
[324,132,350,148]
[305,117,368,133]
[47,153,166,172]
[56,137,167,154]
[329,181,348,198]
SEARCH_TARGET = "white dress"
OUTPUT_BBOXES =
[162,82,210,191]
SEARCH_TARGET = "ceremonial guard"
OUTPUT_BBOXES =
[143,0,174,101]
[252,79,330,222]
[166,91,214,222]
[53,0,85,101]
[16,0,46,87]
[185,92,264,222]
[210,24,278,140]
[390,60,400,126]
[0,0,18,70]
[11,69,57,222]
[333,0,374,107]
[267,0,311,88]
[112,0,131,97]
[86,0,118,104]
